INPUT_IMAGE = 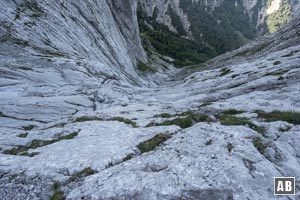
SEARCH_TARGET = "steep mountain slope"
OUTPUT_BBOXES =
[67,18,300,200]
[0,1,300,200]
[1,0,147,83]
[0,0,154,124]
[138,0,300,65]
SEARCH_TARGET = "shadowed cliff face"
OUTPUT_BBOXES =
[138,0,300,65]
[108,0,146,64]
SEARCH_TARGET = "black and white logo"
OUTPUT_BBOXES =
[274,177,295,195]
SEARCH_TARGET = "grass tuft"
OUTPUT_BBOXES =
[252,137,268,154]
[49,190,64,200]
[146,111,209,129]
[111,117,137,128]
[256,110,300,125]
[19,151,39,157]
[147,111,209,129]
[74,116,137,127]
[222,109,245,115]
[220,115,266,137]
[137,133,171,153]
[200,102,213,107]
[3,131,79,156]
[22,125,35,131]
[17,133,28,138]
[273,61,281,65]
[265,69,288,76]
[282,52,294,57]
[231,74,239,78]
[74,116,103,122]
[123,154,134,161]
[154,113,172,118]
[0,112,9,118]
[220,68,232,76]
[278,126,292,132]
[68,167,97,182]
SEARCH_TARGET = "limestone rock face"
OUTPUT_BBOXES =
[0,1,300,200]
[0,0,146,84]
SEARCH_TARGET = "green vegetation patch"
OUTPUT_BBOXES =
[18,66,33,71]
[236,42,270,57]
[231,74,240,78]
[147,111,210,129]
[278,126,292,132]
[273,61,281,65]
[49,190,64,200]
[256,110,300,125]
[219,115,265,137]
[111,117,137,128]
[52,182,61,191]
[159,117,194,129]
[200,102,213,107]
[74,116,103,122]
[154,113,173,118]
[137,61,156,73]
[278,76,284,81]
[68,167,97,182]
[222,109,245,115]
[265,69,288,76]
[49,181,64,200]
[0,112,9,118]
[19,151,39,157]
[266,0,292,33]
[74,116,137,127]
[252,137,268,154]
[137,3,215,66]
[123,153,134,161]
[220,68,232,76]
[15,1,45,20]
[41,50,67,58]
[230,83,246,89]
[259,65,268,69]
[3,131,79,156]
[22,125,35,131]
[17,133,28,138]
[282,51,294,57]
[137,133,171,153]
